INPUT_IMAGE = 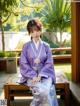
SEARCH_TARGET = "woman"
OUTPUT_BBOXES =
[19,19,58,106]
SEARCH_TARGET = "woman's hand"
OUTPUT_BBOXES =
[32,76,41,84]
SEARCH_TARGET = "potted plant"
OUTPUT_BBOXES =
[6,52,17,73]
[0,51,18,73]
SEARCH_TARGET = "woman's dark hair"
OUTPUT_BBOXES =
[27,19,42,34]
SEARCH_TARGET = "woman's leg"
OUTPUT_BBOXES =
[49,85,59,106]
[28,78,58,106]
[30,82,50,106]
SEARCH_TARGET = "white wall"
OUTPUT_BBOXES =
[0,32,30,51]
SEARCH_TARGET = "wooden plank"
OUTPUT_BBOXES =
[53,54,71,59]
[51,47,71,52]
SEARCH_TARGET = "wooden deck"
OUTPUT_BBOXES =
[70,82,80,106]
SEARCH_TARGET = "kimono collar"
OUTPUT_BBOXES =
[32,38,43,50]
[31,39,43,58]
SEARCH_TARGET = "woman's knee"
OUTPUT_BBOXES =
[39,88,49,97]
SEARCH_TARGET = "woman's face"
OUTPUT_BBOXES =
[30,27,41,39]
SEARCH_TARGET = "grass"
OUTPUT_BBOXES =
[54,63,71,80]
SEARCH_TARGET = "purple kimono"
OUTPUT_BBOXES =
[19,40,58,106]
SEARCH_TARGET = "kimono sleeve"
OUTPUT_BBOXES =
[19,44,37,79]
[39,44,56,83]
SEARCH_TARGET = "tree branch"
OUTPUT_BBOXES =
[20,0,38,8]
[2,13,11,24]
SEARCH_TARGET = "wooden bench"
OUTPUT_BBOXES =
[52,47,71,63]
[52,54,71,63]
[4,75,70,106]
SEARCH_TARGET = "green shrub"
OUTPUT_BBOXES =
[0,51,5,57]
[53,51,67,55]
[42,35,59,48]
[6,52,17,57]
[0,51,17,57]
[63,40,71,47]
[65,72,71,81]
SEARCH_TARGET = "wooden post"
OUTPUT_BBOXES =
[71,2,80,83]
